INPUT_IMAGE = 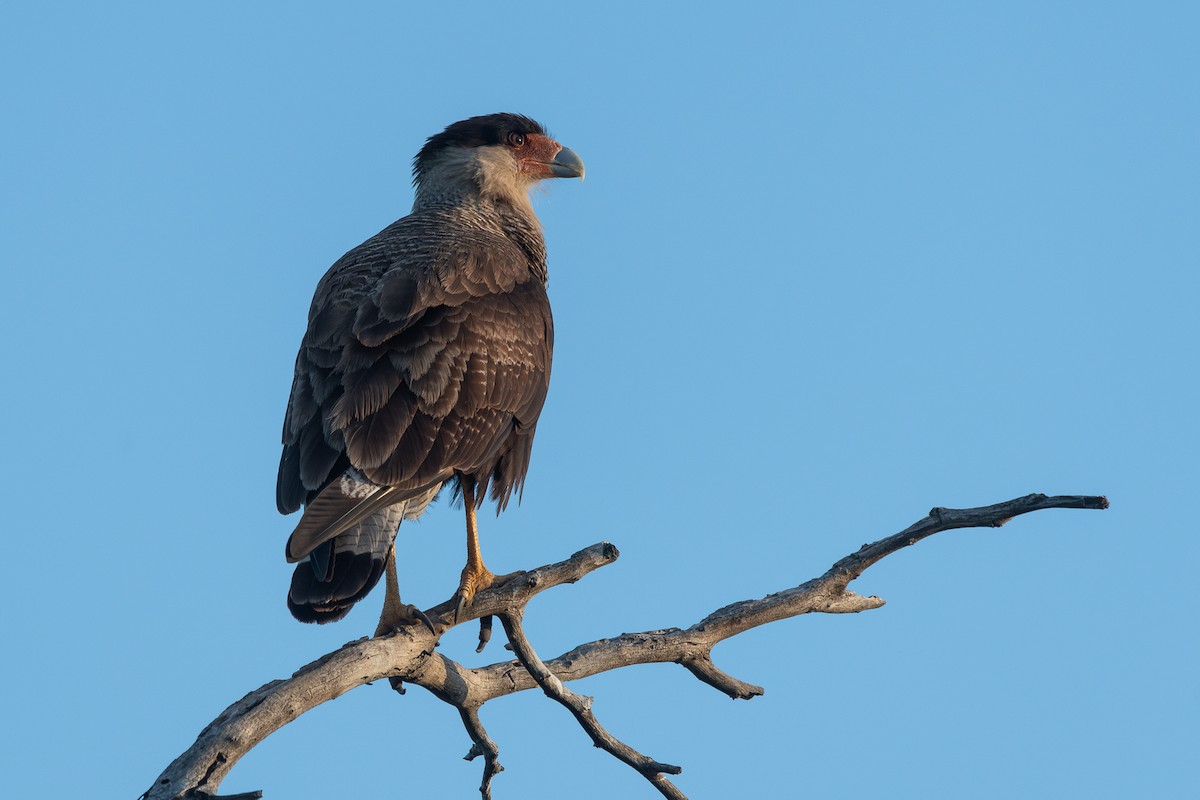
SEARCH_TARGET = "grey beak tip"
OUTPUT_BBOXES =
[549,145,585,180]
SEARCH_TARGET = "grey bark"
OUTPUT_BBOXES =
[141,493,1107,800]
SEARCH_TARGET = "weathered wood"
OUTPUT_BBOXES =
[142,494,1107,800]
[499,608,685,799]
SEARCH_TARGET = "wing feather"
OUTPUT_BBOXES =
[342,389,416,469]
[277,208,553,589]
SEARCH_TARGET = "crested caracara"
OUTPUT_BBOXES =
[277,113,583,632]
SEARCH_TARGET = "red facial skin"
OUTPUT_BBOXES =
[514,133,564,178]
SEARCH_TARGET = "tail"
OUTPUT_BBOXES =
[287,503,406,623]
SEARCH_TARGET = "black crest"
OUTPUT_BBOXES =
[412,113,547,184]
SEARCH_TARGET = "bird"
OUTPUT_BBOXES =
[276,113,583,636]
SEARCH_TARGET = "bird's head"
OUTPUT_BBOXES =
[412,113,584,208]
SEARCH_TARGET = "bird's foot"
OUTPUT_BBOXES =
[452,567,527,624]
[374,602,436,638]
[454,569,525,652]
[453,564,498,625]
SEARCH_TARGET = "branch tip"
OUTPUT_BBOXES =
[681,655,765,700]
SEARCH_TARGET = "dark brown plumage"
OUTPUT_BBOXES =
[277,113,583,624]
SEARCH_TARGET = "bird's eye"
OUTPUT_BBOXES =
[507,132,526,148]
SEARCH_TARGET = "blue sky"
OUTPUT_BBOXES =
[2,2,1196,797]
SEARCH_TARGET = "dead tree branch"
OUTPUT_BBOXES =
[142,493,1107,800]
[499,608,685,799]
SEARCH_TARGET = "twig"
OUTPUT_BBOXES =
[459,706,503,800]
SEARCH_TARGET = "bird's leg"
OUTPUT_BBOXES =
[374,545,435,638]
[454,478,497,624]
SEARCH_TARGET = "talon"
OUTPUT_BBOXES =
[476,615,493,653]
[410,605,436,635]
[452,563,495,624]
[376,600,438,638]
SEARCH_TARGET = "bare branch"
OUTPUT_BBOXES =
[459,706,503,800]
[143,544,617,800]
[680,654,764,700]
[499,609,685,799]
[826,493,1110,584]
[143,494,1107,800]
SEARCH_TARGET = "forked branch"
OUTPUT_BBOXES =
[142,493,1106,800]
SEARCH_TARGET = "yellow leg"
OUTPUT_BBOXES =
[454,479,496,622]
[374,546,435,637]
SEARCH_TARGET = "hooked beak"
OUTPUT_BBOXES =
[547,145,585,180]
